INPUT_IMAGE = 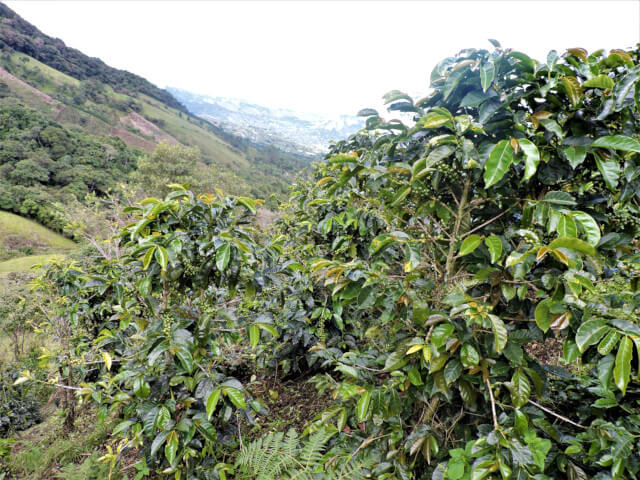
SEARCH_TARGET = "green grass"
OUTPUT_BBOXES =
[11,52,81,88]
[5,407,125,480]
[0,253,65,274]
[138,93,250,170]
[0,211,75,272]
[0,211,75,250]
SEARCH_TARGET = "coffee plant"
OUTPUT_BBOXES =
[274,43,640,479]
[16,44,640,480]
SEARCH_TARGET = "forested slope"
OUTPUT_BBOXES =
[0,2,311,228]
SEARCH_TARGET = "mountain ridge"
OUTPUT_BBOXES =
[0,3,187,112]
[168,87,364,155]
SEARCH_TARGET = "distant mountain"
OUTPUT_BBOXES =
[167,88,364,155]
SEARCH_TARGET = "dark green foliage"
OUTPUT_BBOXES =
[270,44,640,479]
[0,101,138,232]
[0,366,41,435]
[15,43,640,480]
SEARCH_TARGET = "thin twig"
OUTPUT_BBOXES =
[461,210,510,239]
[528,399,586,429]
[485,378,499,430]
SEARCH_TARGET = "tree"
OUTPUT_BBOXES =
[9,158,49,185]
[133,141,201,197]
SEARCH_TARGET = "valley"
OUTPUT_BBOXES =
[168,87,364,156]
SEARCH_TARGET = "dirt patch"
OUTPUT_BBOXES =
[3,234,47,251]
[246,374,332,438]
[120,112,178,145]
[525,337,564,366]
[255,208,280,230]
[0,65,61,110]
[109,125,157,152]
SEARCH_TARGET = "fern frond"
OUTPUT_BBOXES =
[299,428,333,469]
[260,429,299,480]
[328,455,375,480]
[236,428,353,480]
[237,429,302,480]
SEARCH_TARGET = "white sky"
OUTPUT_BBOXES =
[5,1,640,117]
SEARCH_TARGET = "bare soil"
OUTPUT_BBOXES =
[246,374,332,437]
[120,112,178,144]
[0,65,61,110]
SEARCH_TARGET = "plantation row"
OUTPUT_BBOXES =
[8,44,640,480]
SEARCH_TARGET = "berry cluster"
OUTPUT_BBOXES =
[610,209,640,231]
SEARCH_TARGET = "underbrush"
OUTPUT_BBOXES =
[2,405,121,480]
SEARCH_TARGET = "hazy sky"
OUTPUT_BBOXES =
[5,1,640,117]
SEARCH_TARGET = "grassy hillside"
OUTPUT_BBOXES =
[0,211,75,273]
[0,211,75,251]
[0,3,311,204]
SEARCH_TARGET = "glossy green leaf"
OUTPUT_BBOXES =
[535,299,552,333]
[563,146,587,169]
[237,196,257,214]
[444,359,463,384]
[489,314,507,352]
[484,140,514,188]
[583,74,615,89]
[384,351,408,372]
[443,69,465,100]
[216,243,231,271]
[519,139,540,181]
[356,391,371,422]
[431,324,455,349]
[257,323,279,338]
[141,246,156,270]
[460,344,480,367]
[459,234,483,256]
[595,153,621,190]
[480,58,495,92]
[614,69,640,111]
[570,212,601,247]
[165,430,179,465]
[175,346,194,374]
[390,185,411,207]
[548,236,596,256]
[509,369,531,408]
[614,336,633,395]
[542,191,577,206]
[249,324,260,348]
[575,320,609,352]
[592,135,640,153]
[407,366,423,386]
[133,377,150,398]
[206,389,221,420]
[154,245,168,272]
[540,118,564,140]
[598,330,621,355]
[224,387,246,410]
[420,108,454,130]
[560,76,583,107]
[557,215,577,238]
[150,430,169,459]
[484,235,502,264]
